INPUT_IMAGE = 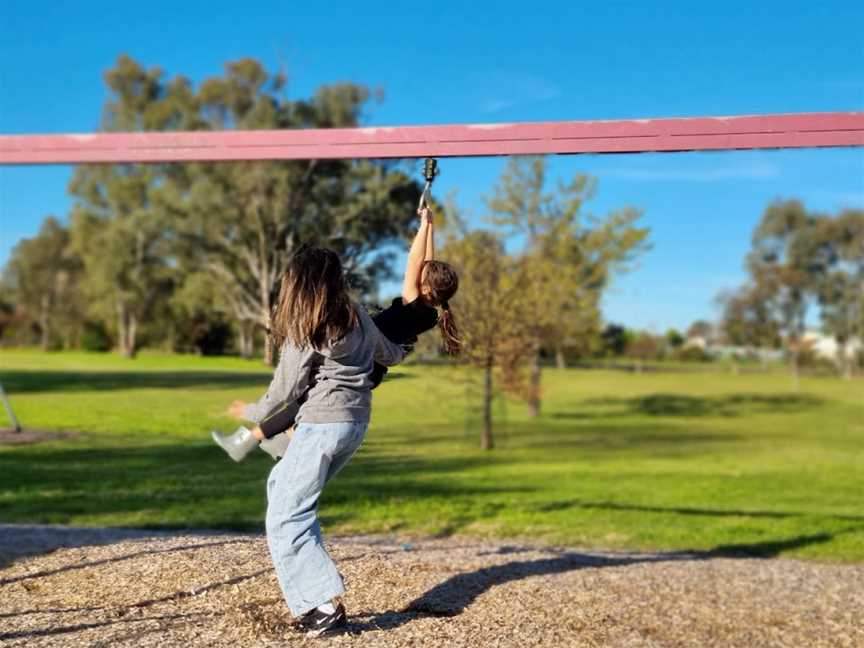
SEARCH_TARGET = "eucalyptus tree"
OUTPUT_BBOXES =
[746,200,835,386]
[70,55,423,360]
[818,209,864,378]
[2,217,83,349]
[68,55,183,357]
[167,60,422,361]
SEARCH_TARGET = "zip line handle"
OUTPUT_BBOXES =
[418,157,439,212]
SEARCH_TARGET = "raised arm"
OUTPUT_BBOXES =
[424,208,435,262]
[401,208,430,303]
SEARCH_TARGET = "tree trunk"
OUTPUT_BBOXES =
[259,252,276,366]
[238,324,254,359]
[839,341,852,380]
[481,356,494,451]
[126,230,143,359]
[126,313,138,359]
[39,295,51,351]
[527,339,542,418]
[790,347,800,392]
[116,301,137,358]
[789,318,804,392]
[555,346,566,369]
[116,301,127,356]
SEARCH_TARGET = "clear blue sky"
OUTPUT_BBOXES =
[1,0,863,332]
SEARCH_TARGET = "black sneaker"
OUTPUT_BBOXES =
[293,609,316,631]
[304,603,347,638]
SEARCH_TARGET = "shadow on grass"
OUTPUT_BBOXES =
[533,499,864,523]
[0,370,271,393]
[497,421,744,456]
[371,419,746,454]
[554,392,824,419]
[0,442,528,567]
[0,368,415,395]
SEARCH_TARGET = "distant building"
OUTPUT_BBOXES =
[684,334,783,362]
[683,329,861,365]
[707,345,784,362]
[683,335,707,349]
[801,331,862,362]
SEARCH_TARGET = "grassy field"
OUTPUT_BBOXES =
[0,348,861,561]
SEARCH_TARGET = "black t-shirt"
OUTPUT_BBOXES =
[372,297,439,345]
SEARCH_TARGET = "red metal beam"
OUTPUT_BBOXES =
[1,112,862,165]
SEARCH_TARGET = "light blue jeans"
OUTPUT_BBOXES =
[265,420,367,617]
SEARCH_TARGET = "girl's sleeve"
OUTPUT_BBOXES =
[365,310,406,367]
[373,330,406,367]
[242,344,318,423]
[355,304,405,367]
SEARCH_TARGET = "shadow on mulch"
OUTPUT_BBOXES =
[0,524,252,572]
[2,527,862,642]
[350,528,862,634]
[0,532,252,585]
[0,612,206,642]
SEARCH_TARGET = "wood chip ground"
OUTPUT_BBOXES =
[1,525,861,647]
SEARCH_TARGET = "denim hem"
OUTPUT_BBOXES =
[289,584,347,618]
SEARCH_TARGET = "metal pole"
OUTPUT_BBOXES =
[0,383,22,433]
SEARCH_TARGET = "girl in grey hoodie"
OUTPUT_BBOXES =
[216,206,460,461]
[228,246,405,637]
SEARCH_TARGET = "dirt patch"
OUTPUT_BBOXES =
[0,429,71,445]
[0,524,861,647]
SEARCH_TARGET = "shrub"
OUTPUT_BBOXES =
[673,346,713,363]
[81,322,111,352]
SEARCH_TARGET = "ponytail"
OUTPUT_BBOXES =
[438,302,461,356]
[422,260,461,356]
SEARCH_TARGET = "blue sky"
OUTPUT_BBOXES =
[1,0,863,332]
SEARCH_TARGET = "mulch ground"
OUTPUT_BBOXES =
[0,525,861,647]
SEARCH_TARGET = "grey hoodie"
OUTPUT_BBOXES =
[243,305,404,426]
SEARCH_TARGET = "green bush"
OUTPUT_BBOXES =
[80,323,112,352]
[673,346,713,363]
[196,321,233,356]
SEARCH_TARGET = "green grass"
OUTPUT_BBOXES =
[1,348,862,561]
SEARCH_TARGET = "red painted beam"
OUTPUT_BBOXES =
[1,112,862,165]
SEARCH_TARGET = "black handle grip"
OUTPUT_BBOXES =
[423,158,438,183]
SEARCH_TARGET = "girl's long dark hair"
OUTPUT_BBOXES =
[437,305,461,356]
[422,260,461,356]
[270,247,357,350]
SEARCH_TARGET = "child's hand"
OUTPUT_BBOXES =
[228,400,247,420]
[417,206,432,223]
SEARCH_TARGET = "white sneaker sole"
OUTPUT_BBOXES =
[210,430,246,462]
